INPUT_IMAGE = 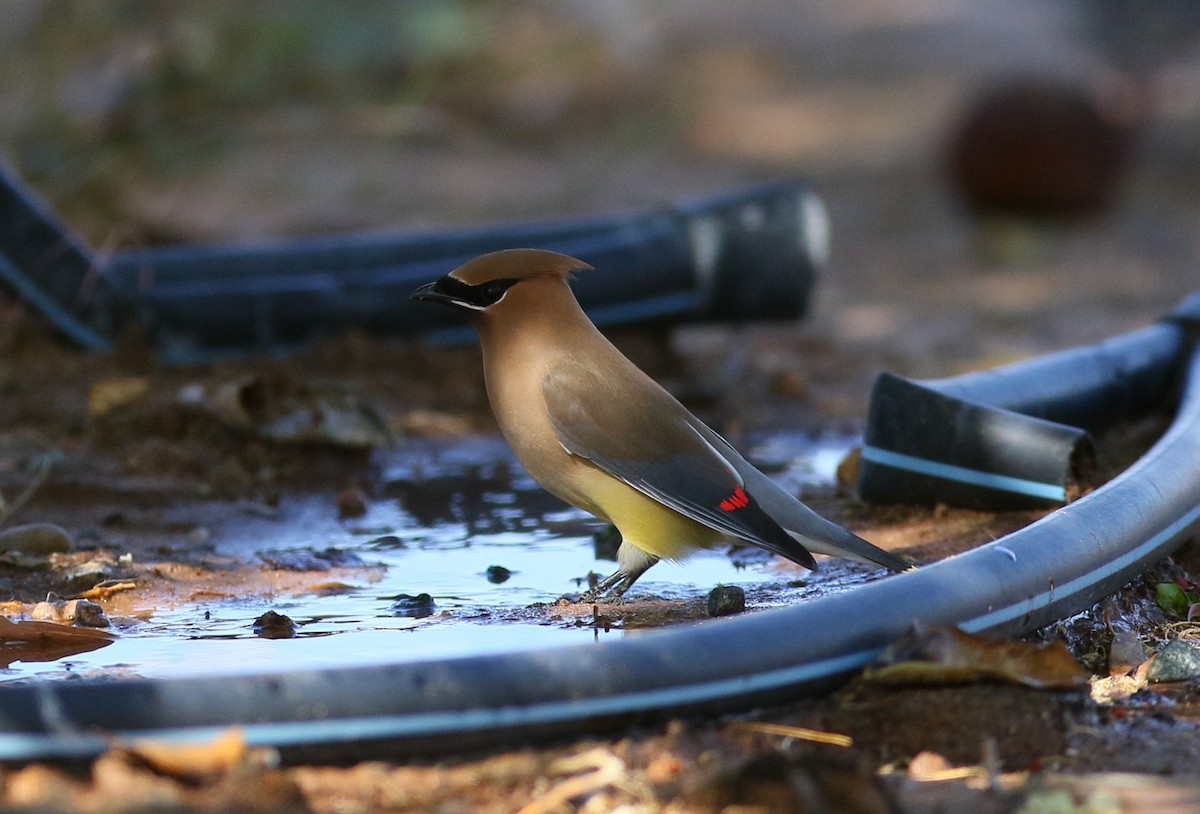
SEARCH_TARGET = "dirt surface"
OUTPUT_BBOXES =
[3,2,1200,812]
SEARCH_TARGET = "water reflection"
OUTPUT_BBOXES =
[1,431,865,682]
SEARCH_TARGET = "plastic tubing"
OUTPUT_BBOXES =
[0,305,1197,763]
[0,166,826,356]
[857,295,1200,510]
[101,180,825,355]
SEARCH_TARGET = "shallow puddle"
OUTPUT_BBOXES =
[1,431,879,682]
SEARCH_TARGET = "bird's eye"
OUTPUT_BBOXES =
[481,278,518,304]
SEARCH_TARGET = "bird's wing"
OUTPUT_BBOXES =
[690,420,912,572]
[543,363,816,569]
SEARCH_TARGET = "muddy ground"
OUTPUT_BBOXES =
[3,2,1200,812]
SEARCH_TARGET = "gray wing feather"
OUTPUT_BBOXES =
[542,363,817,568]
[688,420,911,571]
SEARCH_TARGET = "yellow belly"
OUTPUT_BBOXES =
[568,464,725,561]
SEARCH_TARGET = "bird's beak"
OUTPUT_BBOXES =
[410,280,453,305]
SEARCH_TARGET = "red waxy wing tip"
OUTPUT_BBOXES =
[719,486,750,512]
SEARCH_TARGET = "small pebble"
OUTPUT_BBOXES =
[485,565,513,584]
[707,585,746,617]
[336,486,370,519]
[252,610,297,639]
[0,523,72,555]
[390,593,436,619]
[1148,638,1200,682]
[1109,629,1147,675]
[31,597,110,627]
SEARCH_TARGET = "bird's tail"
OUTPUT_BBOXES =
[789,517,912,572]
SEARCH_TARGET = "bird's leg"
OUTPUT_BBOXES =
[580,543,659,603]
[580,570,631,603]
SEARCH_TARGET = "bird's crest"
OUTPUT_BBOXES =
[449,249,593,287]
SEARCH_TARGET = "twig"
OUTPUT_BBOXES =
[516,749,627,814]
[727,720,853,747]
[74,581,138,601]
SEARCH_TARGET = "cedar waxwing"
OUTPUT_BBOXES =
[411,249,910,600]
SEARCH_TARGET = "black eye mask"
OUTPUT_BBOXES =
[411,276,521,311]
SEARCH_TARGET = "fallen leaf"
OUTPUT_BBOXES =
[516,748,629,814]
[88,376,150,418]
[1090,661,1150,705]
[0,616,115,667]
[118,727,254,782]
[0,616,115,643]
[863,624,1090,689]
[1156,582,1194,618]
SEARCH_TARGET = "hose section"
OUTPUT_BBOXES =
[0,169,824,356]
[858,295,1200,509]
[102,181,823,356]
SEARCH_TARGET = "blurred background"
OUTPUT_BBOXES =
[1,0,1199,399]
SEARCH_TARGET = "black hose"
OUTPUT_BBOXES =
[0,302,1198,763]
[858,295,1200,509]
[0,164,827,357]
[0,164,112,351]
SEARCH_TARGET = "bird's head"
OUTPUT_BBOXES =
[410,249,592,319]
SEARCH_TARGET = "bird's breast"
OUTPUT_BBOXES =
[482,347,602,514]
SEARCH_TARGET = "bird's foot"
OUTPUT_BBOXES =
[580,570,635,603]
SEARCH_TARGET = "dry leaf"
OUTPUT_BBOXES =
[119,727,252,782]
[1090,660,1151,705]
[864,624,1090,689]
[88,376,150,418]
[516,748,628,814]
[0,616,115,667]
[0,616,115,644]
